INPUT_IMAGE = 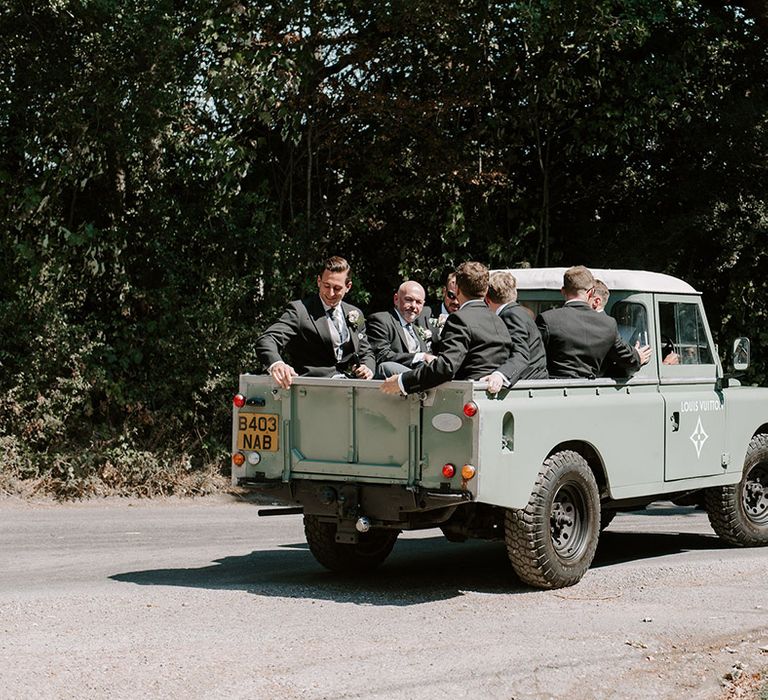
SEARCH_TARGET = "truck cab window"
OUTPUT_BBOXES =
[612,301,649,347]
[658,302,713,365]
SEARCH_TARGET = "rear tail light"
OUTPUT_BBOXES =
[232,452,245,466]
[463,401,478,417]
[442,463,456,478]
[461,464,477,480]
[233,394,246,408]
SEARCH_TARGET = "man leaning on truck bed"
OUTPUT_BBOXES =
[536,265,652,379]
[380,261,513,396]
[255,256,375,389]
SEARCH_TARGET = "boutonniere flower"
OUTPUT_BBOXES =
[346,309,364,329]
[415,325,432,342]
[429,314,448,329]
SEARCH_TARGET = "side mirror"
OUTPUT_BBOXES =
[733,337,750,372]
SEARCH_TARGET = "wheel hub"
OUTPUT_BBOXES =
[550,485,585,559]
[742,465,768,524]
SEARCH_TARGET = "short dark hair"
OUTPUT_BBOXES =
[455,261,489,299]
[562,265,594,295]
[320,256,351,283]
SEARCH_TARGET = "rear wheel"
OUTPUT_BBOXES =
[304,515,399,573]
[705,434,768,546]
[505,450,600,589]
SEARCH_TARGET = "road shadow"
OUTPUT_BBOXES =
[111,536,519,604]
[623,504,706,517]
[593,528,727,569]
[111,517,730,604]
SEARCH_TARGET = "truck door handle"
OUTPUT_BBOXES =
[670,411,680,432]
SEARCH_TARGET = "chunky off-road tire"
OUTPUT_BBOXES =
[303,515,399,573]
[505,451,600,589]
[705,434,768,546]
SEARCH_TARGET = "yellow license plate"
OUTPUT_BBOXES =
[237,413,279,452]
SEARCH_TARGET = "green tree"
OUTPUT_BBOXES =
[1,0,766,494]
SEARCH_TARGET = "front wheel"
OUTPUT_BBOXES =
[705,434,768,546]
[304,515,399,573]
[505,450,600,589]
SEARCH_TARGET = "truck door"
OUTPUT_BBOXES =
[656,297,726,480]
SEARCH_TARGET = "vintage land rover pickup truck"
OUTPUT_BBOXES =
[231,268,768,589]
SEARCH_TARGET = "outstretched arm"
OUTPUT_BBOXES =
[399,316,471,394]
[255,304,301,388]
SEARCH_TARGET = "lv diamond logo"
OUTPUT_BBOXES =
[689,416,708,459]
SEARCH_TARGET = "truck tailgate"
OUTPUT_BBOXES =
[233,376,420,484]
[289,379,419,481]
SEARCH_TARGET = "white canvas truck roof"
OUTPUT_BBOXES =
[496,268,699,295]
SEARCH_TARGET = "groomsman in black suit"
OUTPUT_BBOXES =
[480,270,548,393]
[255,256,375,389]
[367,281,436,378]
[429,271,461,319]
[380,262,512,396]
[536,266,651,379]
[427,271,460,348]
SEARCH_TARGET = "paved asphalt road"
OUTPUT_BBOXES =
[0,496,766,699]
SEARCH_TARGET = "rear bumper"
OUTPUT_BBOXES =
[238,478,471,523]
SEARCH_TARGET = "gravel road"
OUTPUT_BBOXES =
[0,495,766,699]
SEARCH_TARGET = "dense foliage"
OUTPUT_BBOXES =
[1,1,767,495]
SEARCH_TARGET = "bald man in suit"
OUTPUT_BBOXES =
[380,262,512,396]
[367,280,436,378]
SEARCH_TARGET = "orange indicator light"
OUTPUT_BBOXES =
[461,464,477,480]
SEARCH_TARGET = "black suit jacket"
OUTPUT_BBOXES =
[495,302,548,384]
[367,309,432,368]
[428,302,447,319]
[255,295,375,377]
[536,301,640,379]
[426,302,448,352]
[401,300,512,394]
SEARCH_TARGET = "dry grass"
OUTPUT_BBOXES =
[721,667,768,700]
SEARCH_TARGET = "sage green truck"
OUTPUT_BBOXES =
[232,268,768,589]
